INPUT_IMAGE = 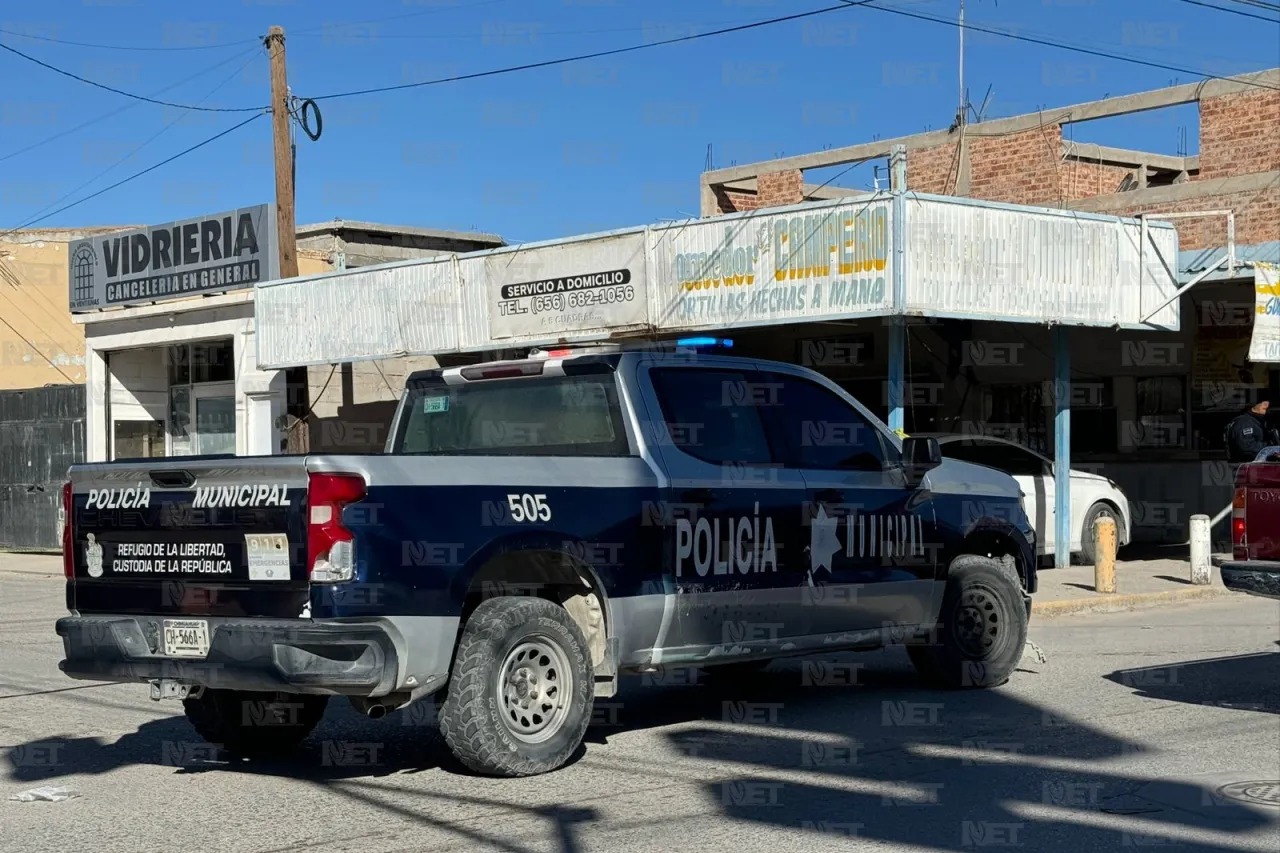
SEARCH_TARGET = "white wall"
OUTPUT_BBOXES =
[83,298,284,461]
[107,347,168,423]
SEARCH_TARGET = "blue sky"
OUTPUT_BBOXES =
[0,0,1275,245]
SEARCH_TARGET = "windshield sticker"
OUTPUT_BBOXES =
[423,396,450,414]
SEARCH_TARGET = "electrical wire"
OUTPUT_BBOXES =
[1225,0,1280,13]
[0,49,264,343]
[847,1,1280,92]
[0,40,267,112]
[0,26,259,52]
[9,113,265,232]
[0,45,261,164]
[308,2,875,102]
[0,312,79,384]
[1175,0,1280,21]
[1,53,263,239]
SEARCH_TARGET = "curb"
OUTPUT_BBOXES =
[1032,585,1228,617]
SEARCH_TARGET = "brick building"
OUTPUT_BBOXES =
[699,69,1280,548]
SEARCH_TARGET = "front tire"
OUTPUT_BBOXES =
[1077,502,1119,565]
[908,555,1028,689]
[439,596,594,777]
[182,689,327,757]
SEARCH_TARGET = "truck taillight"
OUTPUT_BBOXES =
[61,481,74,579]
[1232,487,1247,559]
[307,472,366,583]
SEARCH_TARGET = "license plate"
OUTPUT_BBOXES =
[245,533,291,581]
[162,619,210,658]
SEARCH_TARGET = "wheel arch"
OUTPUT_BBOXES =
[453,540,614,675]
[951,523,1037,594]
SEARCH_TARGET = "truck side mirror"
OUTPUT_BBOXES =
[902,436,941,485]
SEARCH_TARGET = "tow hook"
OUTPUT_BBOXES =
[149,680,204,701]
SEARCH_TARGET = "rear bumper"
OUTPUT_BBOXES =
[56,614,456,697]
[1218,561,1280,600]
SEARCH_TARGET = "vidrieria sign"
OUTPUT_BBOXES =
[68,204,279,312]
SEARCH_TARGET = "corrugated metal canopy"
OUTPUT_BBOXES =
[1179,241,1279,283]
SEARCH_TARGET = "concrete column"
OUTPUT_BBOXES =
[888,144,908,433]
[1054,326,1072,569]
[85,344,109,462]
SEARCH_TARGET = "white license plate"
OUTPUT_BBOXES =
[245,533,291,581]
[162,619,210,658]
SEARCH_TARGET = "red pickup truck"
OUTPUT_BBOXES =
[1224,459,1280,600]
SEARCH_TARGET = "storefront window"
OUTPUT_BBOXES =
[165,338,234,457]
[169,386,193,456]
[113,420,165,459]
[1133,376,1187,450]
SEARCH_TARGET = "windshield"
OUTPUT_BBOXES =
[394,373,631,456]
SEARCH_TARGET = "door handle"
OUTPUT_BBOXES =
[681,488,715,506]
[815,488,844,503]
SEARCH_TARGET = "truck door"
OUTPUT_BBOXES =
[635,363,809,654]
[758,369,939,636]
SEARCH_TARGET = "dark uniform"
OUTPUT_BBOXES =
[1226,408,1279,463]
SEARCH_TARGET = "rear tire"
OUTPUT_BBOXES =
[182,689,327,757]
[907,555,1028,689]
[1076,502,1119,566]
[439,596,593,777]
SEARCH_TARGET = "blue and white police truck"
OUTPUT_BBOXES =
[57,339,1037,777]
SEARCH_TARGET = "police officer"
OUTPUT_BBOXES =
[1226,396,1280,463]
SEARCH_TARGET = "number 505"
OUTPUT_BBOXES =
[507,493,551,523]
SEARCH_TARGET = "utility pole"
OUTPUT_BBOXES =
[956,0,967,129]
[266,25,298,279]
[265,25,307,453]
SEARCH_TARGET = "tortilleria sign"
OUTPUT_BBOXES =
[1249,262,1280,362]
[68,204,278,312]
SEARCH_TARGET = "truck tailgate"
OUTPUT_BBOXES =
[67,458,309,618]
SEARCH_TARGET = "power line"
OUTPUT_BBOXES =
[0,40,266,112]
[1225,0,1280,13]
[849,1,1280,92]
[0,310,79,384]
[10,113,265,232]
[0,26,258,52]
[2,53,263,241]
[0,45,261,164]
[0,49,263,338]
[308,2,874,102]
[1175,0,1280,21]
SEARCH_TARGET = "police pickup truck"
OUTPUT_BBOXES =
[58,340,1037,777]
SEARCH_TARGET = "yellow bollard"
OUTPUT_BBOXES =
[1094,516,1117,594]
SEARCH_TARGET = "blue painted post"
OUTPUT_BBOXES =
[1054,325,1072,569]
[888,145,907,433]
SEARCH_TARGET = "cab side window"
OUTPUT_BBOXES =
[649,368,774,466]
[762,372,892,471]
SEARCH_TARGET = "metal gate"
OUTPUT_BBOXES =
[0,385,85,551]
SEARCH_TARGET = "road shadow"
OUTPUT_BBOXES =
[5,649,1277,852]
[1155,575,1194,585]
[1107,652,1280,714]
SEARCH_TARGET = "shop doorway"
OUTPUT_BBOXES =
[166,340,236,457]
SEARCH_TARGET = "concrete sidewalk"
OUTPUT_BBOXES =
[1031,556,1228,617]
[0,551,1233,617]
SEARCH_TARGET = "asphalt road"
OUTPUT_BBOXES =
[1,573,1277,853]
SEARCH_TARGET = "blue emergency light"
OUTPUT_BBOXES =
[675,337,733,348]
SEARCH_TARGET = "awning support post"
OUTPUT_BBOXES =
[1054,325,1072,570]
[888,144,907,433]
